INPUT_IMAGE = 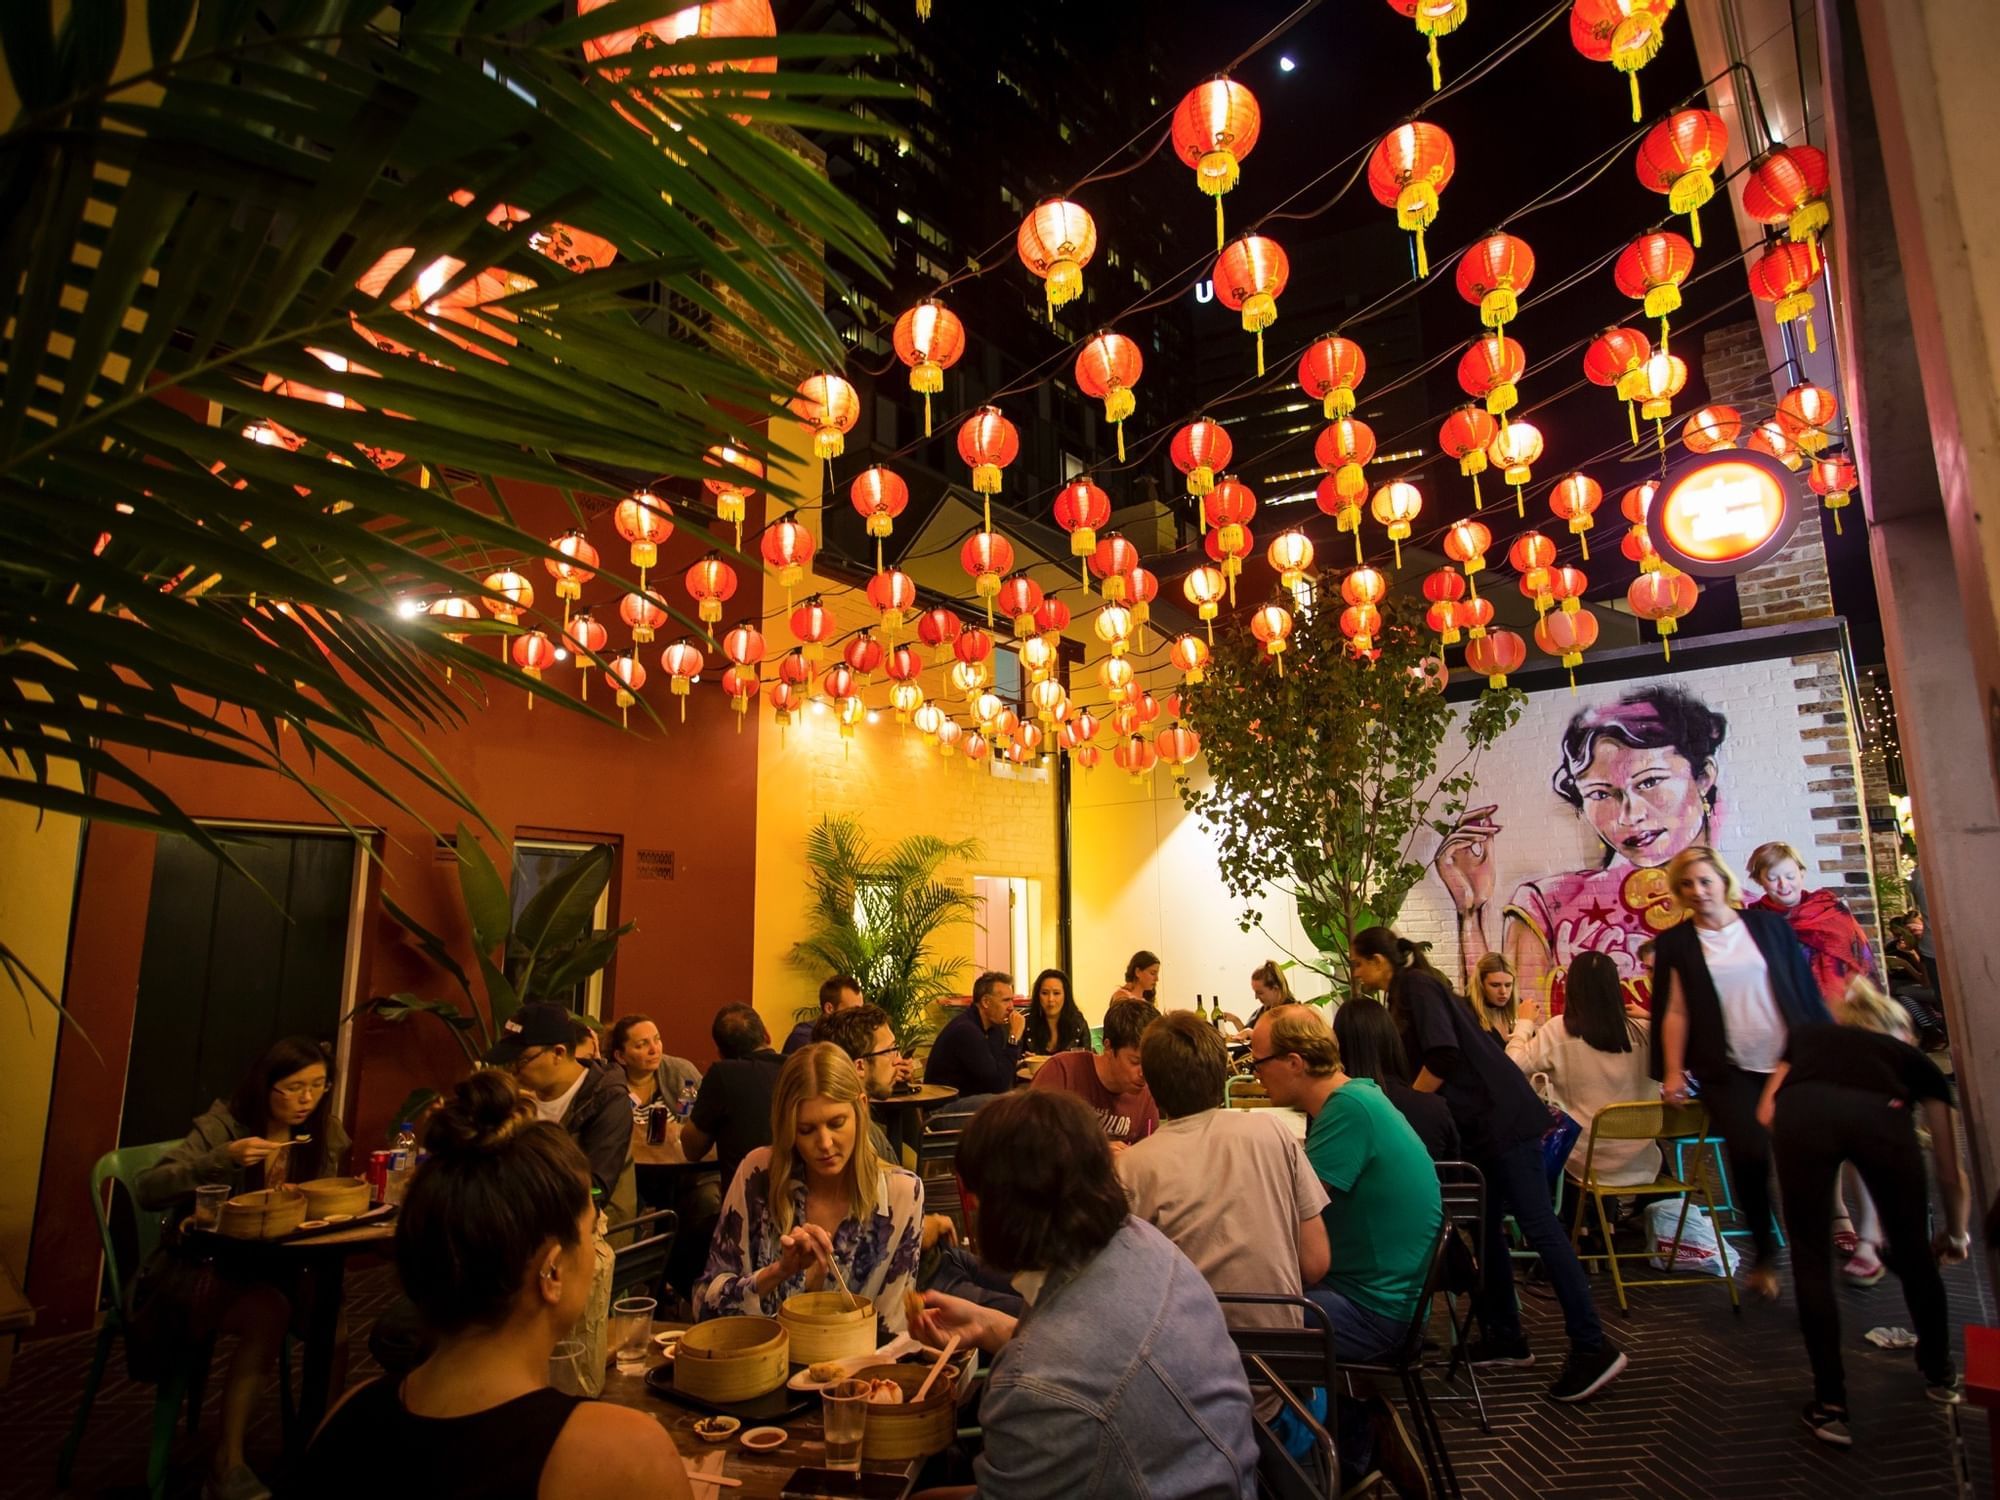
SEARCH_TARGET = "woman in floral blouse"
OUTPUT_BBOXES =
[697,1043,924,1331]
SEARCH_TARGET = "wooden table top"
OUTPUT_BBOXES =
[870,1083,959,1111]
[595,1327,918,1499]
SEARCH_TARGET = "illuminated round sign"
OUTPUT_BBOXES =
[1645,449,1802,578]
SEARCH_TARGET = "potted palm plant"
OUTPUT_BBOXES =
[791,816,981,1049]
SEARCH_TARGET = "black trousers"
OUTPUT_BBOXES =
[1698,1064,1778,1265]
[1772,1081,1953,1407]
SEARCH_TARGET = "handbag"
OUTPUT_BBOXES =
[1530,1070,1584,1188]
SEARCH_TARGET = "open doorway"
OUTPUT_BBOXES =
[970,876,1037,983]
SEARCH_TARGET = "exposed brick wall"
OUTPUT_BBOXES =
[1699,320,1837,628]
[1860,739,1906,926]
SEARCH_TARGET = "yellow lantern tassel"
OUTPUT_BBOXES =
[1352,531,1363,566]
[1414,226,1429,279]
[1427,33,1441,92]
[1656,417,1667,454]
[1254,327,1266,377]
[1831,509,1843,537]
[1116,420,1126,463]
[1630,72,1642,123]
[1215,195,1225,252]
[1627,399,1639,446]
[1467,571,1480,600]
[1514,484,1525,518]
[1579,532,1591,562]
[1804,314,1818,354]
[923,391,933,437]
[1392,535,1403,570]
[1689,202,1701,249]
[1470,472,1483,510]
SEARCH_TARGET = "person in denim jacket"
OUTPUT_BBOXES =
[909,1090,1257,1500]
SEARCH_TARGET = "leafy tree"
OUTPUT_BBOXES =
[1179,594,1522,990]
[791,816,981,1049]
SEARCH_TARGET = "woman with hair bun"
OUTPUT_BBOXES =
[303,1073,694,1500]
[1352,925,1625,1404]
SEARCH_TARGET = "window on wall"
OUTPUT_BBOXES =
[512,837,617,1018]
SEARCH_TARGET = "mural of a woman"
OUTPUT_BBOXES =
[1433,685,1728,1010]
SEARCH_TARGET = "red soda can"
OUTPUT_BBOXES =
[368,1149,392,1203]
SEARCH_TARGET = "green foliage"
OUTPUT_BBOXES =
[1179,596,1522,988]
[0,0,893,1018]
[791,816,981,1049]
[348,821,633,1062]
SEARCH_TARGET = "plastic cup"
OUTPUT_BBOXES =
[193,1185,230,1229]
[611,1296,656,1370]
[548,1338,588,1395]
[821,1379,871,1471]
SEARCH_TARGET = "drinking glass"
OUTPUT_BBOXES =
[193,1185,230,1230]
[821,1379,871,1472]
[611,1296,656,1371]
[548,1339,588,1396]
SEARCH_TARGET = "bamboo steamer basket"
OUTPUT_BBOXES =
[673,1317,789,1402]
[779,1291,876,1365]
[298,1177,370,1219]
[217,1187,307,1241]
[854,1362,958,1461]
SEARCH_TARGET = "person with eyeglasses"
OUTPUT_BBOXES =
[812,1003,906,1158]
[134,1036,350,1500]
[485,1003,635,1205]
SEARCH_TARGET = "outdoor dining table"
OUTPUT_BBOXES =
[870,1083,959,1160]
[596,1322,922,1500]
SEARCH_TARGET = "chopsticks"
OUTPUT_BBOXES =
[687,1453,742,1490]
[915,1332,960,1402]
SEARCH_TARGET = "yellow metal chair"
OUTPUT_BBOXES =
[1567,1100,1740,1314]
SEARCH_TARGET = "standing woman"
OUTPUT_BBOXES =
[1746,841,1878,1009]
[135,1037,350,1500]
[608,1015,703,1110]
[1757,997,1969,1445]
[1468,952,1521,1041]
[1022,968,1093,1056]
[1653,846,1830,1298]
[1110,950,1161,1004]
[1353,926,1626,1402]
[697,1044,925,1331]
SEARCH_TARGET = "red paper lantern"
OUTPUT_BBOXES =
[685,556,737,627]
[1314,418,1376,532]
[1298,336,1366,421]
[1032,593,1073,641]
[482,570,533,626]
[789,372,859,460]
[1183,565,1227,638]
[606,653,646,726]
[1807,453,1859,534]
[1201,480,1255,597]
[1369,480,1424,569]
[564,611,609,696]
[1268,529,1316,591]
[1172,78,1261,248]
[1054,477,1113,584]
[1615,231,1695,349]
[957,406,1020,519]
[1170,632,1211,685]
[428,596,481,653]
[843,631,884,678]
[790,596,835,662]
[544,533,598,629]
[1548,564,1589,614]
[1456,233,1536,331]
[1776,381,1839,455]
[1075,332,1144,461]
[1535,604,1600,688]
[1457,334,1527,418]
[1486,420,1544,516]
[1465,627,1527,689]
[1620,481,1662,571]
[1635,109,1728,246]
[1460,595,1496,640]
[953,625,994,666]
[892,298,965,436]
[1634,352,1688,450]
[613,489,675,583]
[700,444,762,549]
[620,590,668,644]
[916,605,963,662]
[660,639,704,721]
[960,531,1014,621]
[1582,325,1654,443]
[1114,735,1157,782]
[1018,198,1098,317]
[578,0,775,82]
[511,631,557,697]
[1550,472,1604,558]
[850,466,909,552]
[1094,601,1135,658]
[1089,533,1142,603]
[867,567,917,634]
[777,649,815,692]
[1367,122,1455,277]
[1444,519,1492,594]
[1340,603,1383,654]
[1627,569,1698,657]
[760,511,816,595]
[1250,603,1294,673]
[1388,0,1468,90]
[1212,234,1289,374]
[1571,0,1675,121]
[1746,417,1803,471]
[1438,405,1497,509]
[1742,145,1831,265]
[883,642,924,684]
[1122,567,1159,636]
[1155,723,1202,779]
[1683,404,1740,453]
[1424,598,1462,646]
[721,665,760,725]
[1748,240,1821,352]
[1171,418,1233,501]
[1508,530,1558,612]
[722,620,766,669]
[996,574,1045,639]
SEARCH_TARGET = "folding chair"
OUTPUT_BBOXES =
[1217,1294,1339,1500]
[1431,1161,1490,1434]
[1569,1100,1739,1314]
[916,1120,966,1239]
[1343,1223,1464,1500]
[607,1208,679,1305]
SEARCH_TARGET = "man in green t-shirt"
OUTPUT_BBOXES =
[1252,1004,1443,1497]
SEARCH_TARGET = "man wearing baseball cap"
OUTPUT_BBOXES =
[485,1001,633,1201]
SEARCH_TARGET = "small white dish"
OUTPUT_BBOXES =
[785,1333,921,1391]
[739,1426,788,1451]
[691,1415,740,1444]
[323,1213,355,1224]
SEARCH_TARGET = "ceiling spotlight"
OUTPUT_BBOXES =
[1278,55,1297,73]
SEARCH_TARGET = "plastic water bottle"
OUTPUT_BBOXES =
[385,1120,417,1206]
[678,1079,699,1120]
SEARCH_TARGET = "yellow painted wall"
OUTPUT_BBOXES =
[748,425,1061,1044]
[1070,759,1333,1025]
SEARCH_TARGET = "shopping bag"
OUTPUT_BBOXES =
[1645,1197,1738,1276]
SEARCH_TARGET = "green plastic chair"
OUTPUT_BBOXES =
[58,1142,212,1500]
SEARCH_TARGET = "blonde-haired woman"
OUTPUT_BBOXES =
[1469,952,1522,1040]
[1652,846,1830,1297]
[697,1043,924,1330]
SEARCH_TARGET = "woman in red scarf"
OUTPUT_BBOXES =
[1747,841,1878,1008]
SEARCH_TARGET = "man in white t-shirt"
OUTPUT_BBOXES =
[1117,1011,1330,1430]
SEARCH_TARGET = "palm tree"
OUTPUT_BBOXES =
[792,815,981,1049]
[0,1,899,1017]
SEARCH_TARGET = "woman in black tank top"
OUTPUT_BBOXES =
[302,1075,692,1500]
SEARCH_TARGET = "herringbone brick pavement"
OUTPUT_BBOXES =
[3,1245,1990,1497]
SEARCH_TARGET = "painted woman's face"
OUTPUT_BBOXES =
[1575,741,1712,867]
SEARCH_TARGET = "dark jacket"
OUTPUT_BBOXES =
[1382,1079,1461,1163]
[1649,906,1830,1080]
[136,1101,352,1212]
[562,1062,638,1201]
[923,1004,1020,1098]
